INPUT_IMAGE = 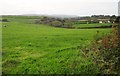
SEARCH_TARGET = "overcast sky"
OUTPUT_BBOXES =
[0,0,119,16]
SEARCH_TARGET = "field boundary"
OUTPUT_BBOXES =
[61,25,112,29]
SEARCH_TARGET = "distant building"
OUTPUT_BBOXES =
[99,21,103,23]
[98,19,110,23]
[118,1,120,16]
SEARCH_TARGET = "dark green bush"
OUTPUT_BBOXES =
[1,19,9,22]
[83,17,120,74]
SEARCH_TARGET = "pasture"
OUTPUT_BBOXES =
[73,23,111,28]
[2,16,111,74]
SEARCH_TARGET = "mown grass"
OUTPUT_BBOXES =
[2,16,111,74]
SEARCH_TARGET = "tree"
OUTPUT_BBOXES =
[110,15,116,23]
[51,20,63,27]
[115,16,120,23]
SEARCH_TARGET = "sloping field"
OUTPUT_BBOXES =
[2,16,111,74]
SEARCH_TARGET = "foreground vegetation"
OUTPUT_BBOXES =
[2,16,113,74]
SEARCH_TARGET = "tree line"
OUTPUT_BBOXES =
[34,15,117,28]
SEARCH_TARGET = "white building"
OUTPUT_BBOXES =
[118,1,120,16]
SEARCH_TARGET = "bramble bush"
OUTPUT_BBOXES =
[83,16,120,74]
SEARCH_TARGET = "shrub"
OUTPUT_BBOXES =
[51,20,63,27]
[1,19,9,22]
[83,17,120,74]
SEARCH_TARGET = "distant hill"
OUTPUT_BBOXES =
[22,14,78,18]
[47,14,78,18]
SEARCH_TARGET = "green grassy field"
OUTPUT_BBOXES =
[73,23,111,28]
[2,16,111,74]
